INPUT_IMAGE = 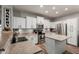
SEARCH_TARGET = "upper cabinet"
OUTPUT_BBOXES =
[32,17,37,28]
[26,16,37,28]
[37,16,50,28]
[13,16,37,29]
[44,19,50,28]
[13,17,25,28]
[50,22,56,28]
[37,16,44,25]
[1,5,13,30]
[26,16,32,28]
[13,15,51,29]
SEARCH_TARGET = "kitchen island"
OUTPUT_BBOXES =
[44,32,71,54]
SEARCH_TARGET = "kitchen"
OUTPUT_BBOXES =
[0,5,79,54]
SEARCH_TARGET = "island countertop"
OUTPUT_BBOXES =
[45,32,71,41]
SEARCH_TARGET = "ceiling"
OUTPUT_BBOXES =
[13,5,79,18]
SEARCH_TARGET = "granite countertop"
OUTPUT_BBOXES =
[9,41,42,54]
[0,31,12,49]
[45,32,71,41]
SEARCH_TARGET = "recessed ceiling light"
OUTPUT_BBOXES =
[45,11,48,13]
[56,11,59,14]
[40,5,43,8]
[52,6,56,10]
[65,8,68,11]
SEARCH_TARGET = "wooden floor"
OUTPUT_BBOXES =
[36,44,79,54]
[65,45,79,54]
[36,44,48,54]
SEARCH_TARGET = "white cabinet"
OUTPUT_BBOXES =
[44,38,55,53]
[26,35,38,45]
[50,22,56,28]
[31,17,37,28]
[37,16,44,25]
[66,18,78,46]
[31,35,38,44]
[26,16,36,28]
[44,38,66,54]
[44,19,50,28]
[13,17,25,28]
[26,16,32,28]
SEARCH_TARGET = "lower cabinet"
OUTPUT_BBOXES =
[26,35,38,45]
[44,37,66,54]
[44,38,55,54]
[31,35,38,44]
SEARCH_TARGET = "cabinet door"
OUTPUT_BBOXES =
[44,20,48,28]
[32,17,36,28]
[32,35,38,44]
[13,17,25,28]
[50,22,56,28]
[13,17,19,28]
[67,18,77,46]
[26,16,32,28]
[44,19,50,28]
[37,16,44,25]
[44,38,55,54]
[19,17,25,28]
[26,16,37,28]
